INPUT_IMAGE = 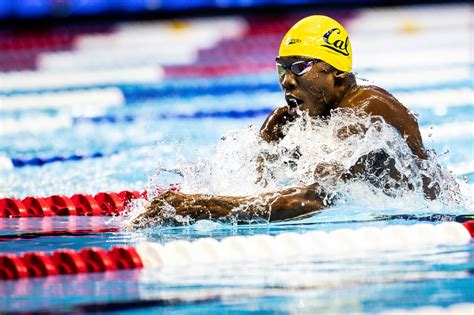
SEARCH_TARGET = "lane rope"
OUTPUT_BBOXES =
[4,105,472,169]
[0,221,472,280]
[0,190,145,217]
[3,108,271,169]
[72,108,272,125]
[383,303,474,315]
[3,79,469,102]
[0,228,120,241]
[10,151,117,168]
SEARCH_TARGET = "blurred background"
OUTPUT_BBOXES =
[1,0,467,21]
[0,1,473,313]
[0,0,472,197]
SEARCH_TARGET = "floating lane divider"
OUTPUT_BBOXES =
[117,80,474,102]
[10,151,117,168]
[4,108,272,169]
[0,228,121,241]
[72,107,273,124]
[0,190,144,217]
[382,303,474,315]
[1,221,473,280]
[0,246,142,280]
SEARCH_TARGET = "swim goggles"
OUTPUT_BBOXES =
[276,58,320,80]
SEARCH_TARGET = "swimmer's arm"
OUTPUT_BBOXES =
[131,184,326,227]
[341,90,437,198]
[257,106,297,185]
[355,89,427,159]
[260,106,296,142]
[265,184,326,221]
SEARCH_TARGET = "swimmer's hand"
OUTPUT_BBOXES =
[260,106,298,142]
[129,191,245,228]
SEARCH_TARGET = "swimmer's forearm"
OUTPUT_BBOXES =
[160,193,250,220]
[267,185,326,221]
[190,184,326,222]
[139,184,327,227]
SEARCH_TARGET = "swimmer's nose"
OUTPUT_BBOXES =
[280,71,297,91]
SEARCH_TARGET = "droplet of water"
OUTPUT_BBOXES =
[139,110,464,225]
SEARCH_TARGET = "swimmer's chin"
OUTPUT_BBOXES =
[288,107,297,115]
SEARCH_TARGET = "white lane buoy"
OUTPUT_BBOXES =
[135,222,473,269]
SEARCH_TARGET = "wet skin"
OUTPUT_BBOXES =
[262,56,426,159]
[132,56,433,228]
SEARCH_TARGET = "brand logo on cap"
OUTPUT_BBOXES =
[322,28,350,56]
[287,38,302,45]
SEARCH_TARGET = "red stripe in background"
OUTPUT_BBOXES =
[0,25,114,72]
[164,11,359,78]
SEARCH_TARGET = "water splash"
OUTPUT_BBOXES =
[141,109,466,224]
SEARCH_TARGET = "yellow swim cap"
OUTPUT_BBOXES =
[279,15,352,72]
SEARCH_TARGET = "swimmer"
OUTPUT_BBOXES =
[132,15,438,227]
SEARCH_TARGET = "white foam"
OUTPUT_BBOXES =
[173,110,462,212]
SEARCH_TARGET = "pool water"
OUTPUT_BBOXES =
[1,3,473,314]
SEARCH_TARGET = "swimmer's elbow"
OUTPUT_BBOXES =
[259,127,282,143]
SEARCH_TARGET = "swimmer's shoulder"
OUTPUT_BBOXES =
[339,85,404,111]
[341,85,426,158]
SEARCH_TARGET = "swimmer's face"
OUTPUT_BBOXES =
[276,56,339,117]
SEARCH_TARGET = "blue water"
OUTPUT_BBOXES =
[1,4,473,314]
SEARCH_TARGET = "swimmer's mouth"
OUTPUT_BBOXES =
[285,96,303,108]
